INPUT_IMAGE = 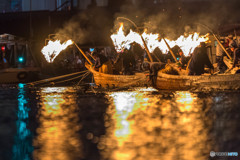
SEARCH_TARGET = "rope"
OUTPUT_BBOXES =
[27,70,88,85]
[32,71,90,87]
[53,71,90,84]
[76,71,91,86]
[90,74,97,94]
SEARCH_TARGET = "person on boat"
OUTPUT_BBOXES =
[131,42,144,71]
[143,61,166,86]
[229,41,240,69]
[177,49,188,70]
[188,42,213,75]
[74,55,84,71]
[114,48,136,75]
[85,50,95,64]
[216,38,227,73]
[226,35,237,57]
[92,51,113,74]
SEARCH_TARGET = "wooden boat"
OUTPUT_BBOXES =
[0,67,40,84]
[85,64,148,89]
[155,71,240,91]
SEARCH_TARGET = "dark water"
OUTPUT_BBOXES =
[0,84,240,160]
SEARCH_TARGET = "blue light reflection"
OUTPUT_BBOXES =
[12,83,33,160]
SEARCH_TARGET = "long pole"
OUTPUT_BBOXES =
[47,34,93,65]
[73,41,93,65]
[117,17,153,62]
[213,34,232,60]
[195,23,232,60]
[152,52,161,62]
[89,51,96,61]
[163,38,177,62]
[140,36,153,62]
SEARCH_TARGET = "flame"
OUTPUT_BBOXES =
[111,24,209,56]
[174,33,209,56]
[110,23,142,52]
[41,40,73,63]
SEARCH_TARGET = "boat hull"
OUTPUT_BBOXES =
[156,72,240,91]
[0,68,40,84]
[86,65,148,88]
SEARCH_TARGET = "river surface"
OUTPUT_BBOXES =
[0,84,239,160]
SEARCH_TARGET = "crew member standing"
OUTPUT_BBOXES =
[114,48,135,75]
[143,62,166,87]
[216,38,226,73]
[188,42,213,75]
[229,41,240,69]
[92,52,113,74]
[177,49,188,70]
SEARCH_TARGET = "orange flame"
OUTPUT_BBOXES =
[110,23,142,52]
[111,24,209,56]
[41,40,73,63]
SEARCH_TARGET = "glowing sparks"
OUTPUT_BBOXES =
[41,40,73,63]
[111,24,209,56]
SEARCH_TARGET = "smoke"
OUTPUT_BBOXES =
[55,14,88,43]
[54,6,113,45]
[52,0,240,45]
[112,0,240,39]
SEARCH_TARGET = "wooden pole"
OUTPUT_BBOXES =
[116,17,153,62]
[213,34,232,60]
[163,38,177,63]
[152,52,161,62]
[73,41,93,65]
[89,51,96,61]
[140,36,153,62]
[46,34,93,65]
[195,23,232,60]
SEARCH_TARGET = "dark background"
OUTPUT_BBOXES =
[1,0,240,64]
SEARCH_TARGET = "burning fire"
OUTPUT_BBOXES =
[110,23,142,52]
[41,40,73,63]
[111,23,209,56]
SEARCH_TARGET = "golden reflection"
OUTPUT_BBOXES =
[110,92,136,144]
[100,89,213,160]
[33,87,83,160]
[176,91,196,112]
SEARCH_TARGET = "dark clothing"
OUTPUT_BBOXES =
[216,56,227,73]
[94,54,108,69]
[115,50,136,75]
[149,62,166,86]
[179,54,188,69]
[216,43,226,72]
[188,45,213,75]
[232,48,240,68]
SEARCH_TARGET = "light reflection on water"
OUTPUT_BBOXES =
[1,86,240,160]
[100,89,213,160]
[12,83,33,160]
[33,87,83,160]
